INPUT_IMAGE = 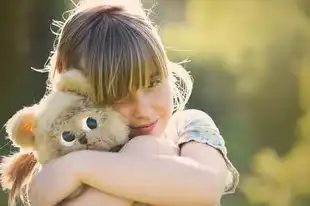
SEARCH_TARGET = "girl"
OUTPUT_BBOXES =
[28,2,239,206]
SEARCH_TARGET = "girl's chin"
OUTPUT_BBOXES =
[129,128,161,139]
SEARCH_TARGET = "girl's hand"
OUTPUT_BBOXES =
[60,187,133,206]
[28,152,82,206]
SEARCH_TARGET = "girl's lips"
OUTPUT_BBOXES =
[130,119,158,134]
[130,119,158,129]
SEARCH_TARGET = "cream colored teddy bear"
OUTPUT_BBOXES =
[0,69,130,206]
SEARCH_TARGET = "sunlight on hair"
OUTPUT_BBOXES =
[36,0,194,112]
[75,0,147,17]
[169,61,193,112]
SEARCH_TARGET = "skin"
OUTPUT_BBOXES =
[58,136,180,206]
[28,77,228,206]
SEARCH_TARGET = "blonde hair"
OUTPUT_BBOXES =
[44,1,193,112]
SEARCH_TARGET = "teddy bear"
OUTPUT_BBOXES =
[0,69,130,206]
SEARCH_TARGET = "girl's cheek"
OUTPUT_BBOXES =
[113,103,132,119]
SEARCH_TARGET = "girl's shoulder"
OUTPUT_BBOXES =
[165,109,219,142]
[164,109,239,194]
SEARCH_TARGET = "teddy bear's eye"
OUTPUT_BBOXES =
[61,131,76,143]
[86,117,97,129]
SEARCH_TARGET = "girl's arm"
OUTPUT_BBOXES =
[60,187,132,206]
[59,136,179,206]
[77,138,228,206]
[29,135,227,206]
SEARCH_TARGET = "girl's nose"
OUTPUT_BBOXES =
[132,91,153,119]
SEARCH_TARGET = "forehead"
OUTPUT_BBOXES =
[75,26,168,104]
[94,66,167,104]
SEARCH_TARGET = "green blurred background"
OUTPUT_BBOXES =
[1,0,310,205]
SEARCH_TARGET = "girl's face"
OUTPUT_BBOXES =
[113,75,173,138]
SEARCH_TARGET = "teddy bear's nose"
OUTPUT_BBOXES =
[78,133,88,145]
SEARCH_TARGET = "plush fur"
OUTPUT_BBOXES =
[0,69,129,206]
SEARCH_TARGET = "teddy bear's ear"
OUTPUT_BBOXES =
[5,107,36,149]
[52,69,94,98]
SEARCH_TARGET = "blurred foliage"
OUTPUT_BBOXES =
[158,0,310,206]
[0,1,68,205]
[0,0,310,206]
[240,50,310,206]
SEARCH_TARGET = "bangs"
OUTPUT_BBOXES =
[49,5,192,113]
[80,14,168,105]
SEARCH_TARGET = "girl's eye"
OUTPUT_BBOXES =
[147,78,162,88]
[85,117,98,129]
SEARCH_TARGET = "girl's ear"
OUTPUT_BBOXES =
[52,69,94,99]
[5,107,36,149]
